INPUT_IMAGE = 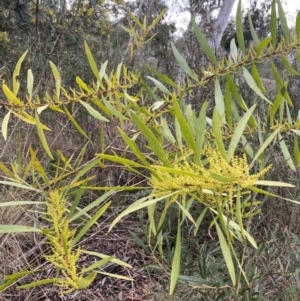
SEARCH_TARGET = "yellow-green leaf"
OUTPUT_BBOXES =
[171,42,197,80]
[76,76,92,93]
[84,41,102,84]
[64,106,89,139]
[2,110,11,141]
[191,17,218,66]
[0,225,41,233]
[227,105,256,161]
[212,107,227,161]
[13,50,28,95]
[215,222,236,286]
[256,37,272,55]
[72,202,111,246]
[35,112,53,160]
[247,12,260,48]
[215,78,225,122]
[236,0,245,54]
[49,61,61,98]
[251,126,282,165]
[2,84,23,105]
[243,67,271,104]
[296,11,300,40]
[277,0,289,42]
[281,55,298,75]
[279,133,296,171]
[27,69,34,101]
[170,219,181,295]
[79,100,109,122]
[147,76,172,95]
[294,135,300,166]
[270,0,277,47]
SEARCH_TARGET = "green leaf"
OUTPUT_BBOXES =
[294,135,300,166]
[147,76,172,95]
[212,107,227,161]
[98,154,146,168]
[129,11,144,30]
[175,116,183,151]
[79,100,109,122]
[27,69,34,101]
[82,250,132,268]
[69,191,115,222]
[256,37,272,55]
[271,62,293,106]
[148,8,167,31]
[49,61,61,98]
[196,101,208,154]
[230,39,238,63]
[84,41,101,83]
[215,78,225,122]
[161,116,176,145]
[102,97,127,120]
[251,63,266,92]
[13,50,28,95]
[236,0,245,54]
[278,133,296,171]
[191,17,218,66]
[68,181,87,218]
[209,172,236,183]
[0,180,40,191]
[0,225,41,233]
[0,201,43,207]
[98,271,133,281]
[82,257,114,273]
[270,0,277,47]
[243,66,271,104]
[146,65,177,88]
[194,207,208,236]
[131,112,171,167]
[2,84,23,105]
[18,278,59,289]
[270,91,284,120]
[172,96,200,164]
[227,105,256,161]
[176,201,197,227]
[277,0,289,42]
[171,43,197,80]
[72,202,111,246]
[215,223,236,285]
[296,11,300,40]
[228,75,257,129]
[251,126,282,165]
[281,55,298,75]
[247,12,260,48]
[76,76,92,93]
[35,112,53,160]
[72,158,101,183]
[64,106,89,140]
[118,127,150,166]
[235,189,244,239]
[109,193,177,232]
[2,110,11,141]
[170,218,181,295]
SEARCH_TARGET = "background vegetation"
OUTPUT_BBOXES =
[1,0,300,300]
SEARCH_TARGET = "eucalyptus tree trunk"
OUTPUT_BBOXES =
[208,0,237,51]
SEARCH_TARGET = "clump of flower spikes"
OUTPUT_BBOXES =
[44,190,96,294]
[150,146,271,207]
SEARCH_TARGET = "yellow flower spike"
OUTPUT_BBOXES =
[43,190,94,294]
[149,147,270,209]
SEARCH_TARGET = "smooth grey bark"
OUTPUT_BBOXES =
[209,0,237,51]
